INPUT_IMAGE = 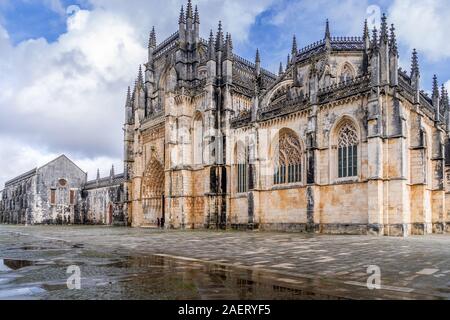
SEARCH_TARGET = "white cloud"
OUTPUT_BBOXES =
[0,0,274,187]
[0,135,122,186]
[389,0,450,61]
[43,0,66,16]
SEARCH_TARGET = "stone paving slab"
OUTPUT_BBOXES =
[0,225,449,300]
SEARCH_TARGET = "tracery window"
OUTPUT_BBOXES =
[193,114,204,165]
[236,143,248,193]
[337,122,358,178]
[340,64,354,83]
[274,131,302,185]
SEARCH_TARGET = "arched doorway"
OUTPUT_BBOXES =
[108,203,113,225]
[142,157,165,227]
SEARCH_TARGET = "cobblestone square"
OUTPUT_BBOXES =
[0,225,449,300]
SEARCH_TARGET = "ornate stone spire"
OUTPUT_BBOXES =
[389,24,398,55]
[432,75,441,120]
[255,49,261,76]
[371,27,379,51]
[194,5,200,24]
[286,54,291,68]
[255,48,260,63]
[325,19,331,40]
[380,13,388,44]
[179,5,185,24]
[207,29,215,60]
[433,75,440,99]
[441,84,449,111]
[363,19,369,41]
[279,62,284,76]
[148,26,156,49]
[215,21,224,51]
[96,169,100,181]
[224,33,233,59]
[137,65,144,87]
[291,35,298,56]
[411,49,420,78]
[125,86,131,107]
[186,0,193,19]
[110,165,115,181]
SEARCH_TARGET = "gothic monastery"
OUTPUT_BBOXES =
[2,1,450,237]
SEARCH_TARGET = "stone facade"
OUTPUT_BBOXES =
[1,2,449,236]
[0,155,86,224]
[123,1,450,236]
[81,168,127,226]
[0,156,126,226]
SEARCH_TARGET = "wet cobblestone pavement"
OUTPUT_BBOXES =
[0,225,449,300]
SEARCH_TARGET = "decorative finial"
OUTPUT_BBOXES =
[380,13,388,43]
[411,49,420,77]
[208,29,215,60]
[148,26,156,48]
[389,24,397,55]
[255,48,260,63]
[292,35,298,56]
[179,5,185,24]
[125,86,131,107]
[194,5,200,24]
[325,19,331,39]
[371,27,379,49]
[215,21,224,51]
[186,0,193,19]
[363,19,369,39]
[441,84,449,109]
[137,65,144,86]
[433,75,439,98]
[225,33,233,58]
[279,62,284,76]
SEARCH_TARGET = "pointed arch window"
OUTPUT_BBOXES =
[236,143,248,193]
[338,122,359,178]
[340,64,354,83]
[274,131,302,185]
[193,114,204,165]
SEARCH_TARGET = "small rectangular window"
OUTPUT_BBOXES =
[70,190,75,205]
[50,189,56,205]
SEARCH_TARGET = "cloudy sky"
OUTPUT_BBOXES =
[0,0,449,187]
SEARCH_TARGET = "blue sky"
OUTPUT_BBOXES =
[2,0,448,90]
[0,0,449,186]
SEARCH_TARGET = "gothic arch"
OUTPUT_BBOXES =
[262,80,294,107]
[271,128,304,185]
[234,139,249,193]
[141,156,165,224]
[234,140,247,164]
[330,117,361,180]
[193,112,204,165]
[330,115,361,146]
[339,62,356,83]
[157,66,178,112]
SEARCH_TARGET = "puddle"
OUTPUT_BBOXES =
[100,255,348,300]
[0,259,35,271]
[1,254,347,300]
[0,286,46,299]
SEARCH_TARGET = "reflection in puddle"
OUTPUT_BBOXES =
[0,286,46,299]
[0,254,345,300]
[1,259,35,271]
[102,255,345,300]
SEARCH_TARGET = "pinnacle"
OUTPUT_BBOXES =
[179,5,185,24]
